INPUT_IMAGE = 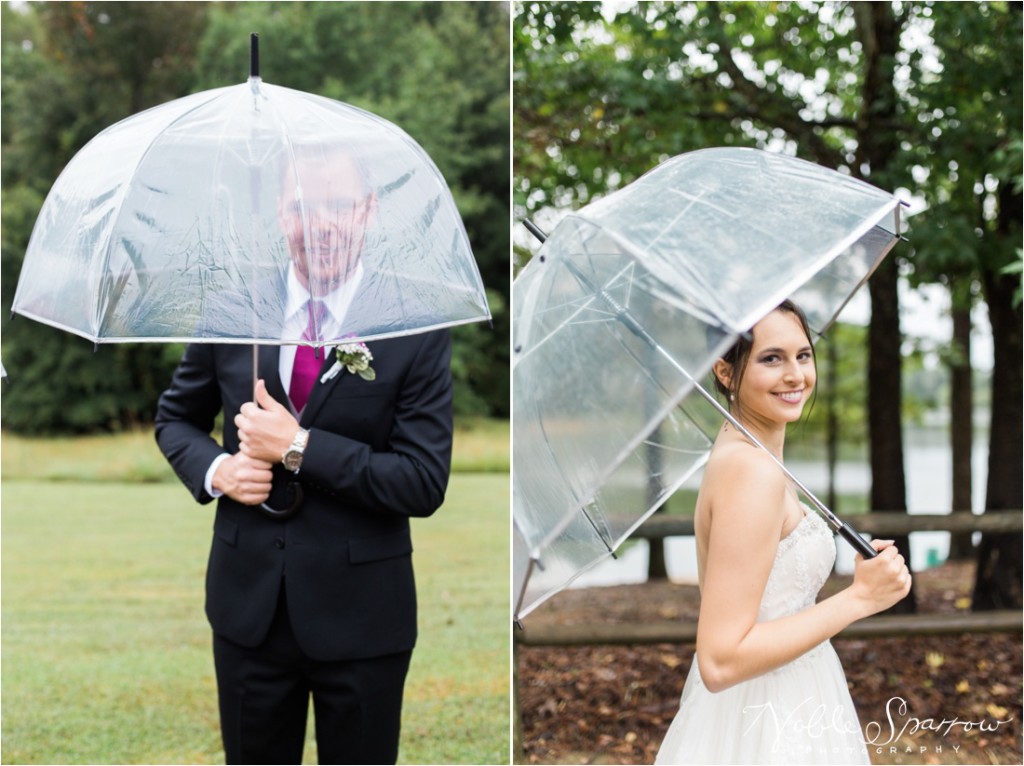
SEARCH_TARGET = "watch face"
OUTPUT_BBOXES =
[283,451,302,472]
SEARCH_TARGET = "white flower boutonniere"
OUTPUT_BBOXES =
[320,342,376,383]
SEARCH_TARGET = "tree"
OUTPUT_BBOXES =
[947,302,974,558]
[900,1,1022,606]
[1,2,207,433]
[514,1,1021,605]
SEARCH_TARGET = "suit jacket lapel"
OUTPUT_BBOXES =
[299,349,340,425]
[298,289,379,425]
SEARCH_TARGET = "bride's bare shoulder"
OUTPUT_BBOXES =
[705,439,782,480]
[701,441,787,518]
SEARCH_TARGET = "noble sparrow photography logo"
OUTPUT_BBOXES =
[742,698,864,756]
[741,694,1015,758]
[864,696,1014,756]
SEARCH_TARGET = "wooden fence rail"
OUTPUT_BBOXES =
[517,609,1023,646]
[634,510,1023,538]
[516,511,1023,647]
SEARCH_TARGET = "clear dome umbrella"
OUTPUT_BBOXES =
[513,147,903,621]
[11,35,490,357]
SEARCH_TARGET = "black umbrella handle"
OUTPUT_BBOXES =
[259,481,303,520]
[837,521,878,559]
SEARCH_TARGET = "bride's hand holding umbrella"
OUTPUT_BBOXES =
[849,539,914,618]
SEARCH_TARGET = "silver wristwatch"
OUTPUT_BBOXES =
[282,428,310,473]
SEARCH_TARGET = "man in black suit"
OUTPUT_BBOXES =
[155,150,453,765]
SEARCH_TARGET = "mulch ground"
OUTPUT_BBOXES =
[517,561,1023,765]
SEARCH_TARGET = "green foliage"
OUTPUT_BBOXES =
[787,321,952,443]
[452,290,509,417]
[514,1,886,215]
[902,2,1023,302]
[1,3,206,434]
[1,1,509,433]
[514,0,1022,281]
[799,323,869,444]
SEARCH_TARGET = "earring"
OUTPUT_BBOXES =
[729,393,735,402]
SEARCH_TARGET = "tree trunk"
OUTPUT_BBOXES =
[855,2,915,613]
[866,257,915,613]
[826,337,839,513]
[972,182,1023,609]
[647,520,668,580]
[947,301,975,559]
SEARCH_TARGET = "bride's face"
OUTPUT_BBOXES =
[735,309,816,425]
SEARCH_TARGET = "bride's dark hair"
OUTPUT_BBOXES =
[713,299,816,414]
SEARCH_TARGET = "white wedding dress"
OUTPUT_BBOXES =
[655,509,870,765]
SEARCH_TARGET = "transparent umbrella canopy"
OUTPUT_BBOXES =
[11,37,490,348]
[513,147,902,621]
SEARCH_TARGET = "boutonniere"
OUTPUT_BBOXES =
[321,341,376,383]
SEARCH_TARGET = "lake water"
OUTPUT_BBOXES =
[571,430,990,587]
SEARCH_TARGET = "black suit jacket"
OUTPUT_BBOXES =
[155,327,453,662]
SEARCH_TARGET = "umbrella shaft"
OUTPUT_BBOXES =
[690,382,835,525]
[668,363,879,560]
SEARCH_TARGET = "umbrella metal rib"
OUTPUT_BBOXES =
[534,393,620,558]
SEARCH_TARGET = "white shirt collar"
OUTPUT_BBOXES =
[283,261,364,343]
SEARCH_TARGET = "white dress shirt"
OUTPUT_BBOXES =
[277,261,364,396]
[204,262,365,497]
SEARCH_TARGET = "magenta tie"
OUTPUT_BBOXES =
[289,300,328,413]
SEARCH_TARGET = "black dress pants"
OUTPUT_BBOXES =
[212,586,412,765]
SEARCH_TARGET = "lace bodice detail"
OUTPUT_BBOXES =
[656,506,868,765]
[758,508,836,623]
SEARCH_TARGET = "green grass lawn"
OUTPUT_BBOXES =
[0,473,509,764]
[0,417,509,483]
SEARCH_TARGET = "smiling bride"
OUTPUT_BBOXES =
[654,300,912,765]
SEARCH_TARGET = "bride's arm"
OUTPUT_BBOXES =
[695,449,911,693]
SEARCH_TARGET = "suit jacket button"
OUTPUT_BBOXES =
[274,536,285,549]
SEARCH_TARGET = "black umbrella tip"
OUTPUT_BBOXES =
[249,32,260,79]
